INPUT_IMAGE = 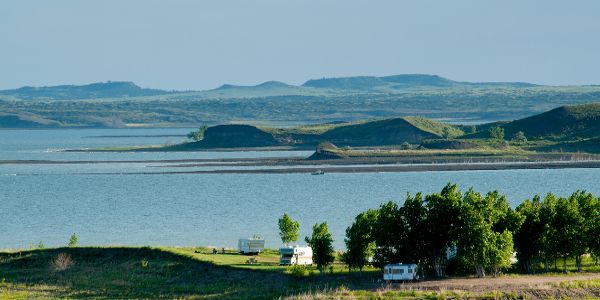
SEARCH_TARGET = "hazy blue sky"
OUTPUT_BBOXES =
[1,0,599,90]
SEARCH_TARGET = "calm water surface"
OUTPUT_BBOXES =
[2,129,600,249]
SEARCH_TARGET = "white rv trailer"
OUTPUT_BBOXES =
[279,246,313,265]
[383,263,419,282]
[238,238,265,254]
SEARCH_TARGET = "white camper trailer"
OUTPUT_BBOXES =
[238,238,265,254]
[279,246,313,265]
[383,263,419,282]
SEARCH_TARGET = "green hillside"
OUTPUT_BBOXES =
[320,118,441,146]
[470,103,600,141]
[191,117,458,149]
[0,114,61,128]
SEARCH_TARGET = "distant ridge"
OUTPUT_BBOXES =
[302,74,536,90]
[215,80,292,90]
[0,74,541,101]
[0,81,171,100]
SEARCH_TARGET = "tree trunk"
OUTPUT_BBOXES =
[432,253,443,277]
[544,258,549,272]
[563,255,567,274]
[474,264,485,278]
[576,255,582,272]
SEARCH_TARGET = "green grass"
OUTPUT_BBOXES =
[2,247,600,299]
[403,116,464,137]
[0,247,380,299]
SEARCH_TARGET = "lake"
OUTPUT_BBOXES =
[2,128,600,249]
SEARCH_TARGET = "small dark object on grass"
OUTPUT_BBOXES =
[222,247,225,254]
[212,248,217,254]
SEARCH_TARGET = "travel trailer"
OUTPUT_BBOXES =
[279,246,313,265]
[237,238,265,254]
[383,263,419,281]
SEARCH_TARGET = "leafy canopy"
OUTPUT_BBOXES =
[278,213,300,245]
[305,222,335,274]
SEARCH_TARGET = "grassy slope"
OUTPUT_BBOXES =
[1,247,599,299]
[175,117,458,150]
[0,247,378,299]
[403,116,463,137]
[471,103,600,140]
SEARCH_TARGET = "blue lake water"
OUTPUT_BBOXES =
[2,128,600,249]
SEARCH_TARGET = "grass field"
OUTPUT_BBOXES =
[1,247,599,299]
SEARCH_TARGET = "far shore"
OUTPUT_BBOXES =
[77,160,600,175]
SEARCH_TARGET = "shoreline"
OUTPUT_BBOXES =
[77,160,600,175]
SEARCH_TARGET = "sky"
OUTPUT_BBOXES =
[1,0,599,90]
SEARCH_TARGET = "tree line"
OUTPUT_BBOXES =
[279,184,600,278]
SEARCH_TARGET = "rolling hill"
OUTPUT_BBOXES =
[302,74,536,91]
[189,116,458,149]
[2,75,600,128]
[0,81,171,100]
[473,103,600,140]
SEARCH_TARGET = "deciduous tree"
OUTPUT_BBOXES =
[342,209,378,271]
[278,213,300,245]
[305,222,335,274]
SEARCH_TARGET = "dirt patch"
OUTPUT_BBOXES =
[392,274,600,299]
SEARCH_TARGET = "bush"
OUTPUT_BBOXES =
[140,258,149,269]
[51,253,74,272]
[285,265,309,278]
[488,126,505,140]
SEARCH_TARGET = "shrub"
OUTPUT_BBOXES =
[140,258,149,269]
[488,126,505,140]
[285,265,309,277]
[51,253,74,272]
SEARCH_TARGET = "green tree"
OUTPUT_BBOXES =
[553,195,583,273]
[342,209,378,271]
[588,194,600,265]
[371,201,405,266]
[69,233,78,247]
[514,196,545,273]
[457,189,515,277]
[400,192,428,277]
[468,125,477,134]
[424,183,463,277]
[539,193,559,271]
[187,125,208,142]
[488,126,505,140]
[305,222,335,274]
[278,213,300,245]
[569,191,597,272]
[512,131,527,144]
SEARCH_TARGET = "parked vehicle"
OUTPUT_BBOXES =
[279,246,313,265]
[383,263,419,282]
[238,238,265,254]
